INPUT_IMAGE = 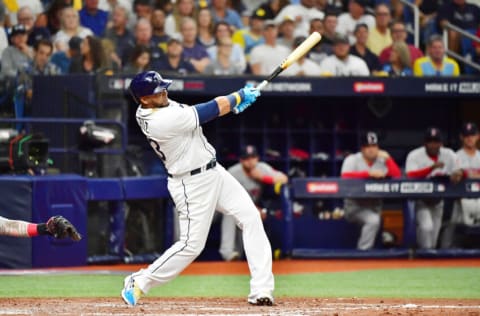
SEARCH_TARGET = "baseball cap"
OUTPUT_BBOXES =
[461,122,478,136]
[167,34,182,45]
[424,127,442,142]
[9,24,27,38]
[360,131,378,146]
[251,8,268,20]
[333,33,349,45]
[240,145,259,159]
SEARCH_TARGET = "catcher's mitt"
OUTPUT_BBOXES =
[46,216,82,241]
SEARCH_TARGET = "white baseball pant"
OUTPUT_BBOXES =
[131,164,274,301]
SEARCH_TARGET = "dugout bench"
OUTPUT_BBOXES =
[282,178,480,259]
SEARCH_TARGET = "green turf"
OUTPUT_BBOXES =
[0,268,478,299]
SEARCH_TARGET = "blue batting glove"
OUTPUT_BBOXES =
[233,84,261,114]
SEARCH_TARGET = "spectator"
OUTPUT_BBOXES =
[17,6,51,47]
[442,122,480,248]
[437,0,480,53]
[274,0,325,37]
[366,4,391,56]
[38,0,72,35]
[18,39,60,109]
[69,35,109,74]
[405,127,456,249]
[219,145,288,261]
[255,0,289,20]
[309,16,335,65]
[207,22,246,73]
[6,0,43,26]
[413,35,460,76]
[52,7,93,52]
[232,8,266,61]
[211,0,244,31]
[416,0,440,45]
[196,7,215,48]
[277,16,296,48]
[123,44,151,74]
[204,36,245,75]
[151,8,170,54]
[50,35,82,74]
[98,0,132,12]
[1,24,33,77]
[341,131,401,250]
[122,18,164,67]
[101,38,121,73]
[349,23,381,73]
[381,41,413,76]
[26,39,60,75]
[152,36,197,75]
[129,0,154,29]
[0,3,8,58]
[336,0,375,44]
[283,35,322,76]
[105,5,134,63]
[319,33,370,76]
[475,27,480,66]
[179,17,210,73]
[379,21,423,66]
[79,0,109,37]
[164,0,196,38]
[249,20,290,75]
[322,12,338,45]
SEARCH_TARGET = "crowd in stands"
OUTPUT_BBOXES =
[0,0,477,80]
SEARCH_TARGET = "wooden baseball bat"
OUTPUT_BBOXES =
[256,31,322,90]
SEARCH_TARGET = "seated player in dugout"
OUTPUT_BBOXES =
[219,145,288,261]
[341,131,401,250]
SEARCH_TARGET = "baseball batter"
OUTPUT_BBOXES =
[0,215,81,240]
[122,71,274,306]
[341,131,401,250]
[220,145,288,261]
[405,127,456,249]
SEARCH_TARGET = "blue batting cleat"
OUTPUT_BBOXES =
[121,275,143,306]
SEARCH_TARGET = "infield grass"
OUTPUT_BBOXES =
[0,267,479,299]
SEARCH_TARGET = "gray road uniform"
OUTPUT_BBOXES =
[340,152,397,250]
[441,149,480,248]
[220,162,277,261]
[405,146,456,249]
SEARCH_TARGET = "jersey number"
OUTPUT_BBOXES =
[148,138,166,161]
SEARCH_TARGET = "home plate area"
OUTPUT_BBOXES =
[1,298,479,316]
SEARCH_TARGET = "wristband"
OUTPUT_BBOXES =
[227,89,245,110]
[27,224,39,237]
[262,175,274,185]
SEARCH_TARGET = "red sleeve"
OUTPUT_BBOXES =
[385,157,401,178]
[379,47,390,65]
[407,166,433,178]
[261,175,275,185]
[341,171,370,178]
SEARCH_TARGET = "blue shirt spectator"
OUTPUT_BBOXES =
[79,0,109,36]
[210,0,244,30]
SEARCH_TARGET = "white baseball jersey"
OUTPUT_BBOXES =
[283,58,322,77]
[406,146,456,177]
[131,99,274,304]
[455,148,480,175]
[319,55,370,76]
[136,100,215,176]
[249,44,290,76]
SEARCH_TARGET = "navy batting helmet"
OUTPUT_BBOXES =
[129,71,172,103]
